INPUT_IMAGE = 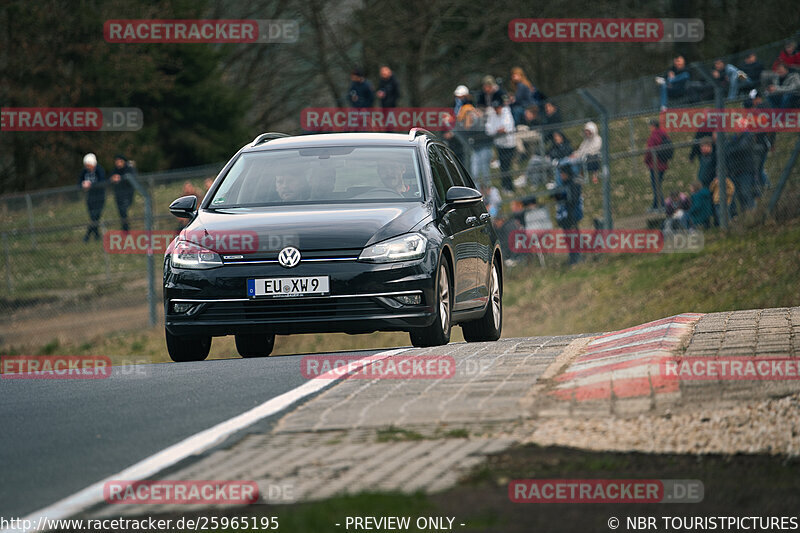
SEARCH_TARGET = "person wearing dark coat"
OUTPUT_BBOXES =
[376,66,400,108]
[547,131,573,161]
[554,166,584,265]
[348,68,375,109]
[727,123,758,212]
[644,119,670,210]
[79,153,106,242]
[110,154,136,232]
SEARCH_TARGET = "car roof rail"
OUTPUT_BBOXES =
[250,132,290,147]
[408,128,436,142]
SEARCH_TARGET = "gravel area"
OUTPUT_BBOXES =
[517,392,800,456]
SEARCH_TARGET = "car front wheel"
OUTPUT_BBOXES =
[462,260,502,342]
[235,333,276,358]
[409,258,452,347]
[166,331,211,362]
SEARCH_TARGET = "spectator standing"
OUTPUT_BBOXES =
[453,85,470,116]
[485,98,516,193]
[644,118,671,210]
[79,153,106,242]
[744,89,775,195]
[542,101,563,143]
[348,68,374,108]
[765,62,800,108]
[554,166,583,265]
[688,181,713,229]
[461,98,493,186]
[476,76,506,108]
[689,130,714,163]
[508,67,544,125]
[109,154,135,232]
[696,137,717,189]
[727,121,758,212]
[376,65,400,108]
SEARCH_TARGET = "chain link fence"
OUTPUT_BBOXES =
[2,34,799,349]
[0,164,223,349]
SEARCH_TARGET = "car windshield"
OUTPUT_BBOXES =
[208,146,423,208]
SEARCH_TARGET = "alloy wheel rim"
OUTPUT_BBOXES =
[491,264,501,330]
[439,265,450,333]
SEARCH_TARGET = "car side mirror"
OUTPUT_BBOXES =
[169,195,197,219]
[445,186,483,207]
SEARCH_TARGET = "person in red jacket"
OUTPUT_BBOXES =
[772,39,800,72]
[644,118,670,211]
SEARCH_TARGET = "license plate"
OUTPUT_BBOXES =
[247,276,329,298]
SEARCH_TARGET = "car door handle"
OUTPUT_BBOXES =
[479,213,491,223]
[466,216,478,227]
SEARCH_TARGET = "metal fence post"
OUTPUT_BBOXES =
[25,194,37,249]
[694,63,728,229]
[578,89,612,229]
[767,135,800,216]
[2,232,12,294]
[126,174,157,327]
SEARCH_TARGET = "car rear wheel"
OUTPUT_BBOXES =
[165,331,211,362]
[462,260,502,342]
[235,333,276,358]
[409,259,452,347]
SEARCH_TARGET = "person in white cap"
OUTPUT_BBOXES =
[79,153,107,242]
[453,85,470,115]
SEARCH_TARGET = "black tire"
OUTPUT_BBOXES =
[235,333,275,358]
[462,259,502,342]
[409,258,452,347]
[165,330,211,362]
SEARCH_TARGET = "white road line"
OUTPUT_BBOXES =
[4,348,409,533]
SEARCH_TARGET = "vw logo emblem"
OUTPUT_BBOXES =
[278,246,301,268]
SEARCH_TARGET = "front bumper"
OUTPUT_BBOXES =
[164,256,437,336]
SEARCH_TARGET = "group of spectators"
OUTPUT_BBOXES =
[347,66,400,109]
[78,153,137,241]
[444,68,603,195]
[657,39,800,110]
[647,87,777,233]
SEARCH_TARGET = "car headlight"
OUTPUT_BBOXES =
[170,240,223,269]
[359,233,427,263]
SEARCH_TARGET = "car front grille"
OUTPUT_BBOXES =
[197,297,387,321]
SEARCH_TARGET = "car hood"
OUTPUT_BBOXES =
[184,202,432,254]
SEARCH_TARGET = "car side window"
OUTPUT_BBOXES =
[449,151,478,190]
[428,145,454,203]
[437,145,470,189]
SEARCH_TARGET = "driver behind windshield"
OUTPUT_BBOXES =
[275,173,311,201]
[378,160,416,197]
